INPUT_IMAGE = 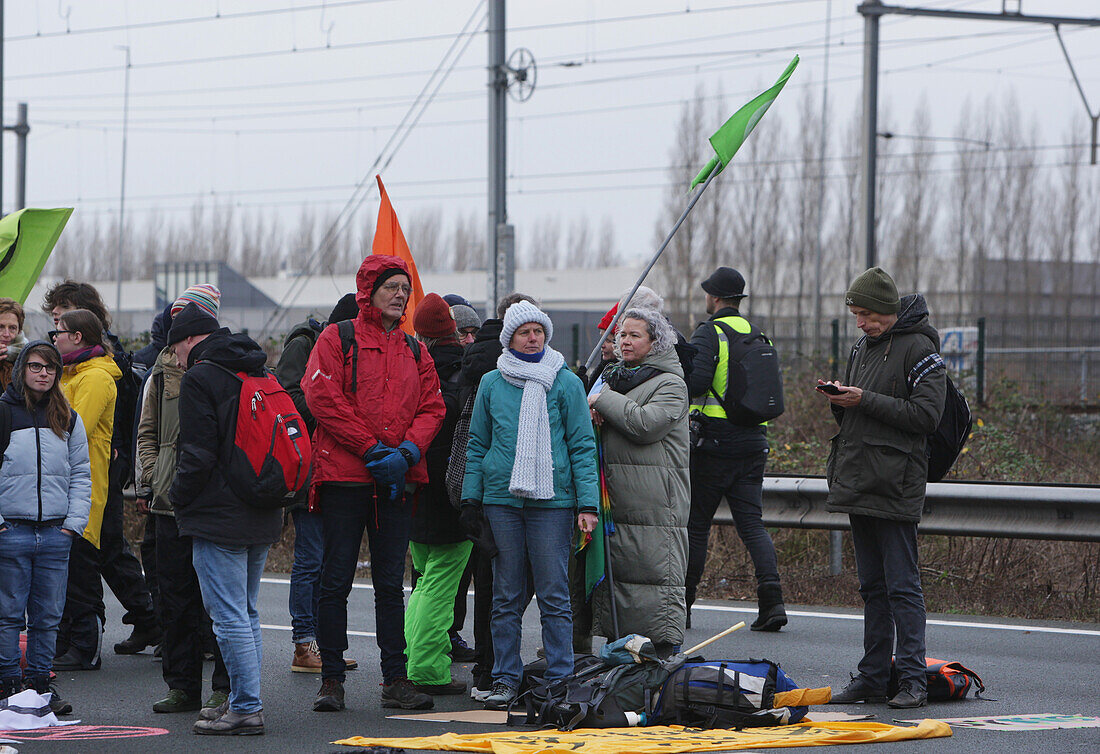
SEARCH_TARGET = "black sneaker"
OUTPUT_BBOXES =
[887,683,927,709]
[381,678,433,710]
[829,674,888,704]
[114,625,161,655]
[53,648,100,671]
[312,678,345,712]
[449,634,477,663]
[25,675,73,716]
[414,679,467,695]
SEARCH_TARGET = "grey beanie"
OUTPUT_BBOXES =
[500,300,553,348]
[846,267,900,314]
[451,304,482,332]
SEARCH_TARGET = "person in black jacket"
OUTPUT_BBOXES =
[403,294,469,696]
[167,304,280,736]
[273,293,359,674]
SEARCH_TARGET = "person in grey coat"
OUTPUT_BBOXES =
[588,307,690,651]
[820,267,946,711]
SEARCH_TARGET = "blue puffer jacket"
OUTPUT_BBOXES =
[462,365,599,511]
[0,343,92,533]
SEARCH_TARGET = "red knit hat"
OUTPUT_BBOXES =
[412,293,456,339]
[598,302,619,332]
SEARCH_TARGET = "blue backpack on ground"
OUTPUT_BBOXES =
[652,659,808,728]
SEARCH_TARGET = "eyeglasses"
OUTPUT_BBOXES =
[47,329,72,341]
[27,363,58,374]
[379,282,412,295]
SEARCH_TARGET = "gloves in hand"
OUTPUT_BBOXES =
[364,443,406,500]
[459,501,499,558]
[397,440,421,469]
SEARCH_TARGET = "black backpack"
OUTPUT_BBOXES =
[652,659,808,729]
[335,319,419,394]
[708,319,784,426]
[111,348,143,486]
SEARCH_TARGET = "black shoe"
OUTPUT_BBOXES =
[24,675,73,716]
[829,675,888,704]
[888,683,928,709]
[53,648,100,671]
[449,634,478,663]
[312,678,345,712]
[192,709,264,735]
[381,678,433,710]
[153,688,201,713]
[414,679,467,696]
[750,584,787,632]
[114,625,161,655]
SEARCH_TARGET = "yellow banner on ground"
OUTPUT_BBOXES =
[335,719,951,753]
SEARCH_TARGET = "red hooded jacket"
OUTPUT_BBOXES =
[302,255,445,495]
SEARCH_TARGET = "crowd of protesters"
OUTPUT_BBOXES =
[0,257,946,735]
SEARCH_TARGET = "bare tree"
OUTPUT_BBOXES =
[891,99,937,295]
[451,211,484,271]
[406,207,446,271]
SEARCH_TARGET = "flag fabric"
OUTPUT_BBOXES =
[691,55,800,190]
[577,427,615,600]
[0,208,74,304]
[371,176,423,336]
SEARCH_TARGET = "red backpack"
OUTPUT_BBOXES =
[206,363,312,508]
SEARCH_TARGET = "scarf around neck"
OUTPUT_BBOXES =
[496,345,566,500]
[603,361,662,395]
[62,344,107,366]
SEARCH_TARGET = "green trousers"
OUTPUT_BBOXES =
[406,540,473,685]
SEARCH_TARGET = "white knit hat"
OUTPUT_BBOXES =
[500,300,553,348]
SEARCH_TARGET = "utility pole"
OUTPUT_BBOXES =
[857,2,1100,268]
[486,0,513,313]
[13,103,26,210]
[1,1,5,216]
[115,46,131,315]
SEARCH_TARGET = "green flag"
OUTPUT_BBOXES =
[0,208,74,304]
[691,55,800,190]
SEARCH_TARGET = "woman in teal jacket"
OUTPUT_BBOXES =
[461,301,598,710]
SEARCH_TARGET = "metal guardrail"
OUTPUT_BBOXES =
[715,476,1100,543]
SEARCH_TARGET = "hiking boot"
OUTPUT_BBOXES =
[153,688,201,713]
[292,641,323,673]
[24,675,73,716]
[750,584,787,632]
[199,691,230,720]
[381,678,433,710]
[828,675,888,704]
[192,708,264,735]
[114,625,161,655]
[414,679,467,695]
[484,681,517,710]
[52,647,100,671]
[449,634,477,662]
[887,683,928,709]
[312,678,345,712]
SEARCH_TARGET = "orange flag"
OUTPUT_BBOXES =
[371,175,424,336]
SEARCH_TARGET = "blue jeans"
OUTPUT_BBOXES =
[0,523,73,679]
[849,514,927,692]
[289,508,323,644]
[192,538,269,714]
[483,505,574,690]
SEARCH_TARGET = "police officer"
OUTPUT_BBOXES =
[684,267,786,632]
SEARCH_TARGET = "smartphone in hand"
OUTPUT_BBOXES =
[815,382,846,395]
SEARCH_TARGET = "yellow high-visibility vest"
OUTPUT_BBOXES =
[688,315,752,419]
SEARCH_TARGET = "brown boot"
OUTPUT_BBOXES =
[293,641,358,673]
[292,641,323,673]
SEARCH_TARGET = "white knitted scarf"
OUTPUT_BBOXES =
[496,346,565,500]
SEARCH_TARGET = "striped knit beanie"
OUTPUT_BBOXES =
[171,283,221,319]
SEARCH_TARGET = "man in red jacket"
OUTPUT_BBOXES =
[303,255,445,713]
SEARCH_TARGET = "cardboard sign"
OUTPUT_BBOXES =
[932,713,1100,731]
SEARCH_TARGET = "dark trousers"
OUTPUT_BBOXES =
[686,450,780,600]
[60,466,158,658]
[155,514,229,697]
[140,513,159,626]
[849,514,927,692]
[317,484,410,684]
[449,557,474,637]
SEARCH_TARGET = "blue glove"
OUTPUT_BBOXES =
[364,443,406,500]
[397,440,421,468]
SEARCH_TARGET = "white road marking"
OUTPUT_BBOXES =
[261,623,376,638]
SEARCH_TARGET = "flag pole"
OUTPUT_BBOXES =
[582,166,720,382]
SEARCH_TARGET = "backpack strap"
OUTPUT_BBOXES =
[337,320,359,394]
[404,331,421,362]
[196,360,245,383]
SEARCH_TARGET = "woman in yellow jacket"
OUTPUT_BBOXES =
[52,309,120,549]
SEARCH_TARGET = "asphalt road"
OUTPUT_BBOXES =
[3,575,1098,753]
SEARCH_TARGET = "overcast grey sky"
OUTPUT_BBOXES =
[5,0,1098,268]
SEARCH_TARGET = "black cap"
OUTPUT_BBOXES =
[701,267,747,299]
[167,302,220,346]
[327,292,359,325]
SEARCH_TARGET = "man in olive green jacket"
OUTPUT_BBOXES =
[820,267,946,711]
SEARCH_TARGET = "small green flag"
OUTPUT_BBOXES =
[691,55,799,190]
[0,208,74,304]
